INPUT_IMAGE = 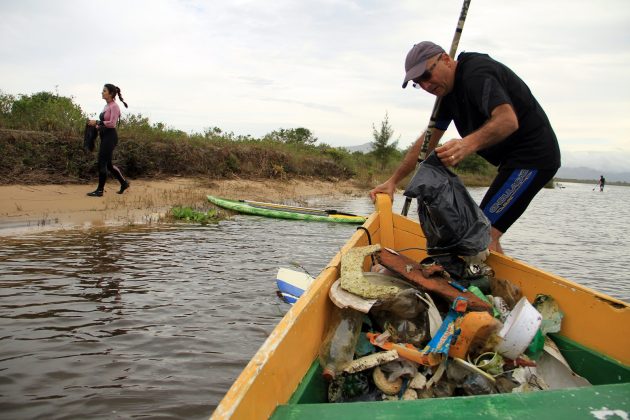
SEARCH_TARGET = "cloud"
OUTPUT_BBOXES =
[1,0,629,172]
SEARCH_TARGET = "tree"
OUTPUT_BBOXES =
[371,112,399,169]
[263,128,318,145]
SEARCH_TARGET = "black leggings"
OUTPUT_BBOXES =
[97,128,126,191]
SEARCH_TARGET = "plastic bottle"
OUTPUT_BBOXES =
[462,373,497,395]
[319,307,364,381]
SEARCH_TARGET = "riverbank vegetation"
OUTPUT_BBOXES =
[0,90,498,187]
[169,206,222,224]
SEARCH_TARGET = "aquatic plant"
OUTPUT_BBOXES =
[170,206,221,225]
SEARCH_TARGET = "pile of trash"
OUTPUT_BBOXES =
[319,244,590,403]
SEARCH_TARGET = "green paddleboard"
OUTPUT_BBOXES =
[207,195,366,224]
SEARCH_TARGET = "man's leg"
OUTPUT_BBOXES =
[480,168,557,254]
[489,227,504,254]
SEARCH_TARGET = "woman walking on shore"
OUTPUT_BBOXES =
[86,84,130,197]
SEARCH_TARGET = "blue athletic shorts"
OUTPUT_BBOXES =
[480,168,558,233]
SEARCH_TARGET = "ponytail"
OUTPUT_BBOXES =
[116,86,129,108]
[104,83,129,108]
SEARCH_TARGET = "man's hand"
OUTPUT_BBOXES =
[369,179,397,202]
[435,138,473,167]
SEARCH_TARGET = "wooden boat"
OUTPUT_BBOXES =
[207,195,366,224]
[212,195,630,419]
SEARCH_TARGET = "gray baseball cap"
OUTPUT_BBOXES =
[402,41,445,88]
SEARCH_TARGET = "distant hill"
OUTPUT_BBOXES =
[342,142,630,182]
[343,142,373,153]
[556,166,630,183]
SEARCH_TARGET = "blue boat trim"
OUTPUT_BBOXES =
[279,292,299,305]
[276,280,306,298]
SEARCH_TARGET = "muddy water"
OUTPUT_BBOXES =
[0,183,628,419]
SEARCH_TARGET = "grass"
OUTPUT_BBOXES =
[169,206,222,225]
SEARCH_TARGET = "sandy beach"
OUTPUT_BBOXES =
[0,177,367,236]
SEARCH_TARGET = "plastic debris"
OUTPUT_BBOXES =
[490,277,523,310]
[319,250,588,405]
[524,329,545,360]
[372,288,430,320]
[461,249,491,266]
[432,379,457,397]
[367,332,440,366]
[495,376,520,393]
[340,245,411,299]
[327,372,372,403]
[468,285,500,318]
[536,337,591,389]
[462,373,497,395]
[473,351,504,376]
[416,292,442,338]
[401,388,418,400]
[380,359,419,381]
[409,372,428,390]
[446,360,469,383]
[452,357,496,383]
[466,274,492,294]
[421,297,468,364]
[495,297,543,360]
[425,361,447,389]
[373,366,403,395]
[377,249,492,311]
[329,279,377,313]
[383,319,427,348]
[511,366,550,392]
[533,294,564,335]
[319,307,364,381]
[449,311,502,359]
[343,350,399,374]
[369,288,431,347]
[492,296,510,322]
[354,330,375,357]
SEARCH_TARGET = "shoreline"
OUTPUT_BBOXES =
[0,177,369,237]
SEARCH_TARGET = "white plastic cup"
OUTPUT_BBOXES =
[495,297,542,359]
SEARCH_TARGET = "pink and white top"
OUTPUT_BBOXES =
[100,101,121,128]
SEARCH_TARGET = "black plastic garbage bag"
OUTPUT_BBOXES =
[403,151,490,256]
[83,122,98,152]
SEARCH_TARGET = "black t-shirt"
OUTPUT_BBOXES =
[435,52,561,170]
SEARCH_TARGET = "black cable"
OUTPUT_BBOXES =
[355,226,376,266]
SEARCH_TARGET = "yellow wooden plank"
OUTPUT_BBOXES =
[375,195,394,249]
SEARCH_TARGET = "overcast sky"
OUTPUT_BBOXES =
[2,0,629,171]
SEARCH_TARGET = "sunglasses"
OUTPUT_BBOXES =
[412,53,443,88]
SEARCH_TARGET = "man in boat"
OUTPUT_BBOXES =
[370,41,561,254]
[599,175,606,192]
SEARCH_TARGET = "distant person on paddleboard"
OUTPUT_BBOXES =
[370,41,561,254]
[86,84,130,197]
[599,175,606,192]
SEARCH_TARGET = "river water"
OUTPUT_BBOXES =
[0,182,628,419]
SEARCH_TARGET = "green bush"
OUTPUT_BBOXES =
[0,89,495,186]
[454,152,495,175]
[0,90,85,136]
